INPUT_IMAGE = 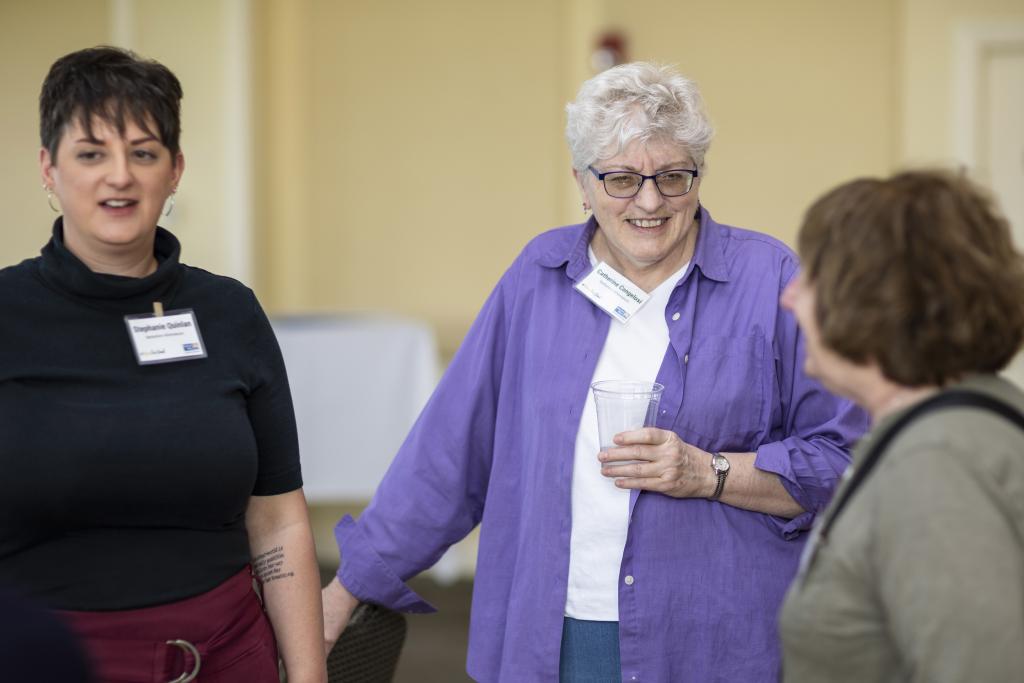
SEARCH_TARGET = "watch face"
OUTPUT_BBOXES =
[712,454,730,473]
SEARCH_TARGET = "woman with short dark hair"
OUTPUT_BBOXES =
[0,46,325,682]
[779,170,1024,682]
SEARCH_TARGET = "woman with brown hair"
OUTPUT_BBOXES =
[779,170,1024,682]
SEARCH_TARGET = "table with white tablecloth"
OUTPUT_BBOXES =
[271,314,439,502]
[271,314,476,581]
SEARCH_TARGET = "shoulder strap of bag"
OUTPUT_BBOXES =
[819,389,1024,541]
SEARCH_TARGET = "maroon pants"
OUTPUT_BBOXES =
[58,567,279,683]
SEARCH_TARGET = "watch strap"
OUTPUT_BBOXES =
[709,452,728,501]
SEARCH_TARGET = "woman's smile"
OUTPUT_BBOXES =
[578,138,701,291]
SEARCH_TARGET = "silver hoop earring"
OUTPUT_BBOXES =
[44,186,60,214]
[164,190,176,217]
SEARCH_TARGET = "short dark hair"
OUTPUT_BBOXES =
[798,170,1024,387]
[39,46,183,161]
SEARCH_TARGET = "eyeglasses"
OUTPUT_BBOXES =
[588,165,699,198]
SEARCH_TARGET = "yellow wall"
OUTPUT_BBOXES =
[3,1,1021,356]
[129,0,236,279]
[253,0,901,354]
[254,0,570,351]
[0,1,108,265]
[605,0,899,246]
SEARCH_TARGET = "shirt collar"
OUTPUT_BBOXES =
[537,207,732,284]
[536,216,597,281]
[690,207,731,283]
[37,217,184,308]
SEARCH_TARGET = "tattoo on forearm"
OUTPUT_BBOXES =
[252,545,295,584]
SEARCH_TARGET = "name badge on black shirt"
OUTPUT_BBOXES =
[124,309,208,365]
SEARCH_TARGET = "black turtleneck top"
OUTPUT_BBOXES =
[0,221,303,610]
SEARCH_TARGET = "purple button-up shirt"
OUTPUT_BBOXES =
[334,209,867,682]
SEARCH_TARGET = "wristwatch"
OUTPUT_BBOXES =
[709,452,730,500]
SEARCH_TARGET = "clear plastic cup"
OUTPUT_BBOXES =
[591,380,665,450]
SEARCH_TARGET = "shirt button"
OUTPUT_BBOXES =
[624,575,634,585]
[683,353,689,364]
[671,312,681,321]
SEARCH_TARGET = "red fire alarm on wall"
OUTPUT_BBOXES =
[591,30,628,72]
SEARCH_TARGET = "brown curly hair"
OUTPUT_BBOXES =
[797,170,1024,387]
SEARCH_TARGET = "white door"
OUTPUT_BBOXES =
[982,46,1024,247]
[980,44,1024,386]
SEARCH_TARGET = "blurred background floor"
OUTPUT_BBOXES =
[320,566,474,683]
[393,576,474,683]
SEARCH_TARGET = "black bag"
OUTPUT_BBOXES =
[820,389,1024,542]
[326,603,407,683]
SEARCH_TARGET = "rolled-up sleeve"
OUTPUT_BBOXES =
[755,265,869,539]
[333,259,519,611]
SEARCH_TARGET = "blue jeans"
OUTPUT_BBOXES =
[559,617,621,682]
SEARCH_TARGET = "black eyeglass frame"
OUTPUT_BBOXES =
[587,165,700,198]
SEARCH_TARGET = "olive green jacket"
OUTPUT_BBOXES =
[780,374,1024,683]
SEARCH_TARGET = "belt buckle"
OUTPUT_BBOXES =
[165,639,201,683]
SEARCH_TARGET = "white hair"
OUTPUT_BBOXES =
[565,62,714,173]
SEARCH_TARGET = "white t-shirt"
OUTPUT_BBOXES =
[564,254,690,621]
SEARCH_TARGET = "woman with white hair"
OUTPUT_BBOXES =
[322,62,866,682]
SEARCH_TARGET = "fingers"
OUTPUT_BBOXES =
[601,459,653,478]
[599,428,685,463]
[611,426,667,446]
[609,476,671,491]
[600,459,682,491]
[598,430,705,498]
[602,462,687,494]
[599,445,653,463]
[322,577,359,654]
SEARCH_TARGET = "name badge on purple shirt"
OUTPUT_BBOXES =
[574,261,650,324]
